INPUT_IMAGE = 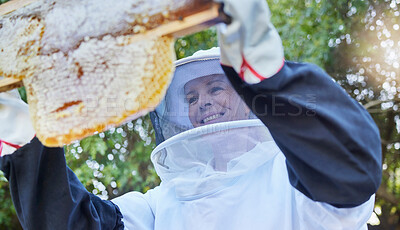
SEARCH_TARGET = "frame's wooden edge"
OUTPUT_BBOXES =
[127,3,223,43]
[170,3,223,37]
[0,78,23,92]
[0,0,38,16]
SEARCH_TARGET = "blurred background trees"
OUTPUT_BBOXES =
[0,0,399,229]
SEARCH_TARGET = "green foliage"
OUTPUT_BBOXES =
[175,27,218,59]
[64,117,160,198]
[0,173,21,230]
[17,87,27,103]
[269,0,368,67]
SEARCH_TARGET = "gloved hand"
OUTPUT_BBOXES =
[215,0,284,84]
[0,84,35,157]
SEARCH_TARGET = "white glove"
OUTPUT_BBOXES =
[215,0,284,84]
[0,84,35,157]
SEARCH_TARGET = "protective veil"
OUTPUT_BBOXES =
[151,119,275,197]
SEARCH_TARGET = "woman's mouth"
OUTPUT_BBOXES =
[201,112,225,124]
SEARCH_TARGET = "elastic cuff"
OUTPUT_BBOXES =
[239,57,285,82]
[0,139,22,157]
[0,139,22,149]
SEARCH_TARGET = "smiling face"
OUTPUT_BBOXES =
[184,74,251,128]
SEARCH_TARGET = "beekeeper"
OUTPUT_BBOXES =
[0,0,381,229]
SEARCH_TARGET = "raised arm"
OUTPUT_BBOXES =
[0,90,124,229]
[216,0,382,208]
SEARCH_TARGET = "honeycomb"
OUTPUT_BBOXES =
[23,35,175,146]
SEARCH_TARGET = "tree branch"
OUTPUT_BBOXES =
[377,185,400,206]
[363,98,400,110]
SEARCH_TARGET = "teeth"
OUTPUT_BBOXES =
[203,114,222,123]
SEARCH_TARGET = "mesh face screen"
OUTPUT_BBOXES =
[150,120,275,198]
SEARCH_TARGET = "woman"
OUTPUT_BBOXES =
[113,47,380,229]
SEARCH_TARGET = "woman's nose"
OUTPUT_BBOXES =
[198,95,212,111]
[200,102,212,110]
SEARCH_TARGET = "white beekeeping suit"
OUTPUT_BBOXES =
[112,48,375,230]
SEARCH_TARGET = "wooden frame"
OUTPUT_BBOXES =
[0,0,226,93]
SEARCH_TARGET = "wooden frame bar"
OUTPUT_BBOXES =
[0,77,23,92]
[0,0,37,15]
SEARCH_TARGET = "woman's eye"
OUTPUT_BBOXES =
[187,96,198,105]
[210,87,223,94]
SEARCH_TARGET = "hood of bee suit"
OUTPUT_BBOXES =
[149,48,278,199]
[150,47,225,144]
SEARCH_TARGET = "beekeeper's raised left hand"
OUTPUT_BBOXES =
[215,0,284,84]
[0,85,35,157]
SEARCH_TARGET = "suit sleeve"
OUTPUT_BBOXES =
[222,61,382,208]
[0,137,124,230]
